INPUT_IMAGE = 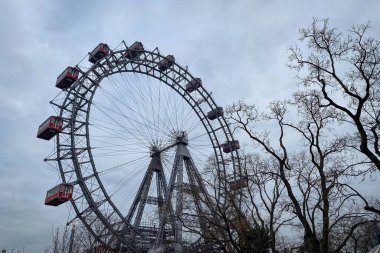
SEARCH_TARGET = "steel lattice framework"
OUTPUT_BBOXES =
[45,41,241,252]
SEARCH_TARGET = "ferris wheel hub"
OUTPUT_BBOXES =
[174,131,188,145]
[150,131,189,157]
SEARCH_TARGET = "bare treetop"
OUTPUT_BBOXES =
[289,18,380,173]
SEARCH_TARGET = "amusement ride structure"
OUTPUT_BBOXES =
[37,41,242,253]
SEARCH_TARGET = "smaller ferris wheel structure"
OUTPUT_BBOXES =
[37,41,245,252]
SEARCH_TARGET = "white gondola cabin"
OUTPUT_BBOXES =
[45,183,73,206]
[37,116,63,140]
[125,41,144,60]
[89,43,110,63]
[56,66,79,89]
[157,55,175,71]
[185,78,202,93]
[222,140,240,153]
[207,107,224,120]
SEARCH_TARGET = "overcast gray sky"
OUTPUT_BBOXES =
[1,0,380,252]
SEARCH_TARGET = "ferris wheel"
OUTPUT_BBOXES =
[38,41,242,252]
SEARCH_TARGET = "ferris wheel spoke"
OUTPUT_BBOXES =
[91,100,155,145]
[110,166,144,202]
[105,76,154,138]
[128,73,182,141]
[148,75,183,138]
[144,74,161,140]
[107,162,149,214]
[129,72,195,146]
[99,156,148,176]
[92,146,146,155]
[90,117,152,144]
[90,121,152,148]
[96,86,171,144]
[108,73,161,141]
[187,116,206,136]
[142,73,179,133]
[188,131,211,142]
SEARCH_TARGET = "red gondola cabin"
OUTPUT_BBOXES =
[185,78,202,93]
[37,116,63,140]
[89,43,110,63]
[56,66,79,89]
[125,41,144,60]
[45,183,73,206]
[157,55,175,71]
[207,107,224,120]
[222,140,240,153]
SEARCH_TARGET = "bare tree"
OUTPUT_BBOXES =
[224,19,380,252]
[243,154,296,252]
[289,18,380,174]
[343,221,379,253]
[45,225,71,253]
[226,93,377,252]
[45,222,98,253]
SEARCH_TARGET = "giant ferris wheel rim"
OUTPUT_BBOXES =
[52,41,241,250]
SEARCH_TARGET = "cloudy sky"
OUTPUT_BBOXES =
[1,0,380,252]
